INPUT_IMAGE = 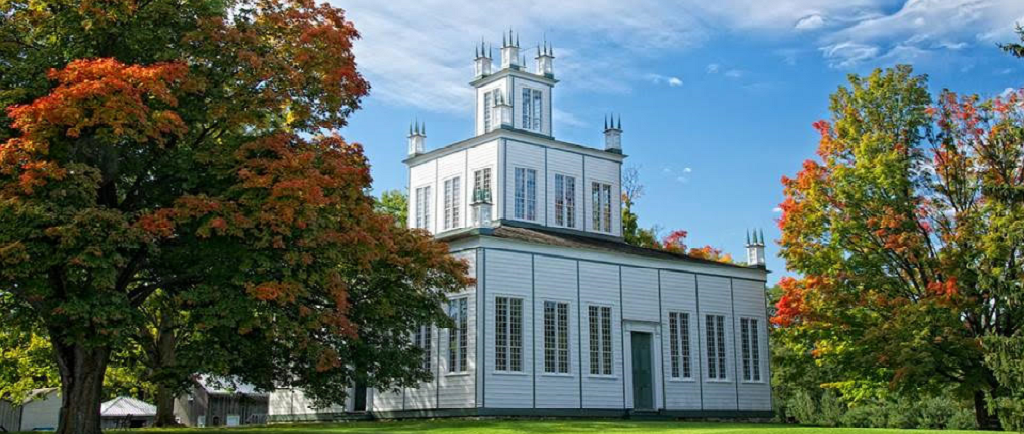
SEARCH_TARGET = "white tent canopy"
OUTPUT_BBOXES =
[100,397,157,417]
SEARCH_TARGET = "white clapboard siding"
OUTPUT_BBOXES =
[659,270,702,410]
[533,256,581,409]
[621,267,658,322]
[503,140,545,225]
[438,251,477,409]
[269,388,348,416]
[483,249,534,408]
[467,140,499,221]
[544,149,584,230]
[475,81,507,136]
[405,324,438,410]
[511,76,553,137]
[696,275,738,410]
[732,278,771,411]
[436,151,468,232]
[579,262,624,409]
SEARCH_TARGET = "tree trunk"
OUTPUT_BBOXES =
[52,340,110,434]
[152,309,181,427]
[975,388,1000,430]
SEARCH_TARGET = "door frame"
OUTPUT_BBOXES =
[622,320,663,410]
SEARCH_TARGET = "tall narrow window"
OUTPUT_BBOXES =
[415,186,431,230]
[514,168,537,221]
[741,318,761,382]
[448,298,468,373]
[413,325,432,371]
[669,312,692,379]
[554,174,576,228]
[588,306,613,375]
[533,89,542,131]
[544,301,570,374]
[495,296,524,372]
[443,176,461,231]
[592,182,613,233]
[706,314,727,380]
[472,168,492,222]
[484,91,493,132]
[521,88,542,132]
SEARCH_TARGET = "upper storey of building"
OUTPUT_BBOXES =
[404,31,627,240]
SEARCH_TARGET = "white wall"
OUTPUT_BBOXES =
[544,149,584,230]
[583,155,622,237]
[579,262,625,409]
[408,141,498,234]
[19,390,60,431]
[482,250,534,408]
[696,275,739,410]
[269,389,347,416]
[533,256,581,409]
[502,140,546,225]
[510,76,552,137]
[659,271,703,410]
[733,278,772,411]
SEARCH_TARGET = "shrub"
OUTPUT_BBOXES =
[788,390,819,426]
[948,405,978,430]
[818,390,845,427]
[917,396,953,429]
[840,403,884,428]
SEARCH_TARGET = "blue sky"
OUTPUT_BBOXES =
[332,0,1024,284]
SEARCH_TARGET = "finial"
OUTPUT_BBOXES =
[617,115,622,130]
[503,32,507,47]
[516,32,520,47]
[604,115,608,130]
[488,44,493,59]
[475,44,479,58]
[746,230,751,245]
[759,229,765,245]
[537,44,541,57]
[409,122,413,136]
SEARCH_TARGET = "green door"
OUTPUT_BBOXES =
[630,331,654,410]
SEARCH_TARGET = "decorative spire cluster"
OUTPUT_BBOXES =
[603,113,623,153]
[603,113,622,132]
[536,40,554,58]
[407,119,427,156]
[502,28,521,48]
[746,229,765,247]
[408,119,426,137]
[474,38,492,60]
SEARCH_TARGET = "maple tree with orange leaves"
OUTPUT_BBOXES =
[775,65,1024,429]
[0,2,470,433]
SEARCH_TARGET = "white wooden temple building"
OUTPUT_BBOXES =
[270,31,771,420]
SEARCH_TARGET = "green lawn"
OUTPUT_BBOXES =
[137,420,979,434]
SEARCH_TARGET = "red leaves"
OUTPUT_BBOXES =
[661,229,688,252]
[772,276,807,327]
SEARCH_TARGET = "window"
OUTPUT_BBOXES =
[741,318,762,382]
[448,298,468,373]
[471,168,492,222]
[554,174,576,228]
[495,296,524,372]
[705,314,727,380]
[415,186,431,229]
[669,312,692,379]
[514,168,537,221]
[483,89,500,132]
[413,325,432,371]
[591,182,613,233]
[521,88,542,131]
[544,301,570,374]
[443,176,461,231]
[588,306,613,375]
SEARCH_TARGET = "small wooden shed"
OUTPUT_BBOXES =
[174,376,268,427]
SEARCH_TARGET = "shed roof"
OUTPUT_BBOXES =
[100,396,156,417]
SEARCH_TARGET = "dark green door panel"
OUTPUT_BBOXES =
[630,331,654,410]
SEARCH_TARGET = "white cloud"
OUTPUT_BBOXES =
[773,206,783,213]
[724,69,744,78]
[553,108,588,129]
[676,176,689,184]
[337,0,1024,111]
[795,14,826,30]
[645,73,684,87]
[683,167,692,173]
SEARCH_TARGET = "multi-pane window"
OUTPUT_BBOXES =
[514,168,537,221]
[543,301,570,374]
[522,88,542,131]
[741,318,762,382]
[413,325,432,371]
[471,168,492,222]
[495,296,524,372]
[669,312,692,379]
[705,314,727,380]
[483,89,500,132]
[443,176,461,231]
[554,174,576,228]
[415,186,431,229]
[448,298,468,373]
[588,306,613,375]
[591,182,613,232]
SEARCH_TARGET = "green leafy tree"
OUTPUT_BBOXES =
[621,166,661,248]
[775,65,1024,428]
[1000,24,1024,58]
[0,2,471,433]
[376,189,408,228]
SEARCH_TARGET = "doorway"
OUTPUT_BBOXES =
[630,331,654,410]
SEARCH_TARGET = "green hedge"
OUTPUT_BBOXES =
[781,393,977,430]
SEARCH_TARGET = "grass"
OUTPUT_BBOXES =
[137,419,981,434]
